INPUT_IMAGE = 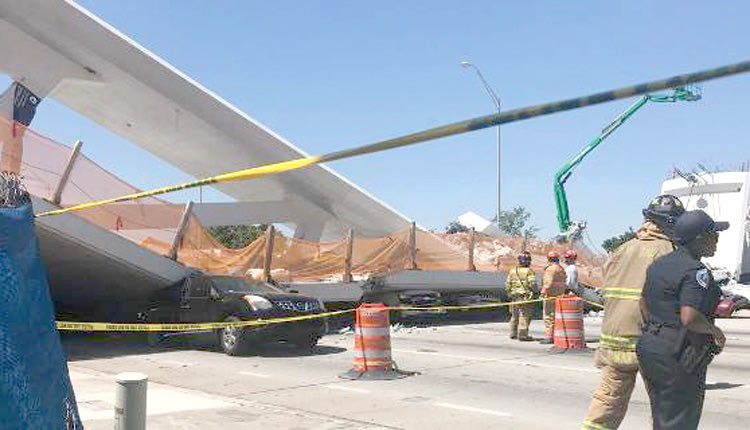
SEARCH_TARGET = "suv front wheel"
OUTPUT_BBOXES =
[217,315,249,355]
[291,333,320,352]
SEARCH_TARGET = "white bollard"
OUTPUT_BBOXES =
[114,372,148,430]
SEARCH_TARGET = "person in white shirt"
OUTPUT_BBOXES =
[563,249,579,293]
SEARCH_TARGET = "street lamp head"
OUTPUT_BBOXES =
[460,61,473,69]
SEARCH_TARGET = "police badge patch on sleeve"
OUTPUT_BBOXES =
[696,268,709,289]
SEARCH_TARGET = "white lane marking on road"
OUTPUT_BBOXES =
[715,350,750,356]
[155,359,193,367]
[324,384,371,393]
[393,348,598,373]
[239,371,272,378]
[511,362,599,374]
[392,348,494,362]
[435,402,511,417]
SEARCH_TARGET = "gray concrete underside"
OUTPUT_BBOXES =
[33,197,190,318]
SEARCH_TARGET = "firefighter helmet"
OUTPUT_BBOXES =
[517,251,531,267]
[642,194,685,230]
[563,249,577,261]
[547,250,559,261]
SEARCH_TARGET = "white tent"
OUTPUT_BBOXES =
[457,211,502,236]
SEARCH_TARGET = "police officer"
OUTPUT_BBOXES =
[506,251,536,341]
[581,195,684,430]
[638,210,728,430]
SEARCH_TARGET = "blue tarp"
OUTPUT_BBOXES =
[0,202,82,429]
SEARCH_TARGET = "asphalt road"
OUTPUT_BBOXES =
[64,311,750,429]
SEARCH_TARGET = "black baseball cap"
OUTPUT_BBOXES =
[673,210,729,244]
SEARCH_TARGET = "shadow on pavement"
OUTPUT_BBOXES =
[245,343,347,358]
[62,332,346,361]
[705,382,744,390]
[62,332,167,361]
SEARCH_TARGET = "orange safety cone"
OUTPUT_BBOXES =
[340,303,411,380]
[553,296,587,350]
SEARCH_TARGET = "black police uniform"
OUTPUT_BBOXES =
[637,247,721,430]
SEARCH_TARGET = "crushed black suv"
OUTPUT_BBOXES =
[138,272,328,355]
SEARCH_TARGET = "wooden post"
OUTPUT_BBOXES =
[168,201,194,260]
[409,221,418,270]
[263,225,276,283]
[344,228,354,282]
[468,227,476,271]
[51,140,82,205]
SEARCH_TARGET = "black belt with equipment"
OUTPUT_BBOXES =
[644,321,718,374]
[672,326,719,374]
[643,321,680,334]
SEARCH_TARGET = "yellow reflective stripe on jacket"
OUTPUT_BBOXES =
[581,420,612,430]
[601,349,638,367]
[507,267,535,298]
[522,270,535,285]
[507,267,533,284]
[599,333,638,352]
[602,287,642,300]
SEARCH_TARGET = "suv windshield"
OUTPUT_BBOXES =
[210,276,283,294]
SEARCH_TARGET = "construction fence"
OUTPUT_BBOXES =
[1,114,604,286]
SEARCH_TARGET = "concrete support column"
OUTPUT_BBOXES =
[168,201,194,260]
[409,221,418,270]
[344,228,354,282]
[292,220,325,241]
[468,227,476,271]
[52,140,82,205]
[263,225,276,283]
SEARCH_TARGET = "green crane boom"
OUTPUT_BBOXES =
[554,87,700,242]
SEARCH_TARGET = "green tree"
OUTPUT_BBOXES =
[601,227,636,253]
[493,206,538,238]
[209,224,268,249]
[445,220,470,234]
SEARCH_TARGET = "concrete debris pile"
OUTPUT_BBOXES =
[438,232,606,288]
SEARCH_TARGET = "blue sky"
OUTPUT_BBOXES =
[4,1,749,249]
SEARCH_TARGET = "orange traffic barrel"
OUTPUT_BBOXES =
[340,303,411,380]
[553,296,586,349]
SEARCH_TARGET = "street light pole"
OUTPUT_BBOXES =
[461,61,502,231]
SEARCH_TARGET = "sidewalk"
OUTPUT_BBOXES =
[68,365,387,430]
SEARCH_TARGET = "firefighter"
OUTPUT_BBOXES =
[506,251,536,341]
[581,195,685,430]
[638,210,727,429]
[540,250,566,344]
[564,249,579,294]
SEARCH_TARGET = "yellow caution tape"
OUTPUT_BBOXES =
[55,299,549,332]
[585,300,605,309]
[38,156,321,217]
[36,60,750,217]
[56,308,353,332]
[54,297,615,333]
